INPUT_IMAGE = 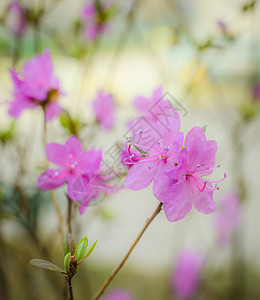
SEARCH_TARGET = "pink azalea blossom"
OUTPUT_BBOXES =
[214,192,241,246]
[92,89,115,129]
[7,2,27,38]
[8,50,63,121]
[133,86,173,121]
[103,289,134,300]
[81,2,112,41]
[171,250,204,299]
[164,127,226,222]
[38,136,102,200]
[124,109,183,203]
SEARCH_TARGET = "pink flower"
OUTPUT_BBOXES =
[164,127,226,222]
[214,192,241,246]
[171,250,204,299]
[124,109,183,203]
[8,50,63,121]
[38,136,102,200]
[253,83,260,101]
[92,89,115,129]
[103,289,133,300]
[81,2,113,41]
[7,2,27,37]
[133,87,172,121]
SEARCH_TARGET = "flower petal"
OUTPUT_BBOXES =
[45,101,62,121]
[77,148,102,173]
[37,169,67,190]
[124,162,157,191]
[46,143,67,166]
[164,179,193,222]
[193,185,217,214]
[65,136,83,158]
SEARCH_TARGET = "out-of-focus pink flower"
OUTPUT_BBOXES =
[124,109,183,203]
[133,87,172,121]
[171,250,204,299]
[252,83,260,101]
[214,192,241,246]
[92,89,115,129]
[103,289,134,300]
[8,50,63,121]
[38,136,102,200]
[164,127,226,222]
[7,2,27,37]
[81,1,113,41]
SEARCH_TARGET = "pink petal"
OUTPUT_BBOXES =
[164,179,193,222]
[45,101,62,121]
[8,98,36,118]
[64,136,83,158]
[124,162,157,191]
[133,96,150,114]
[128,116,161,153]
[46,143,68,166]
[37,169,67,190]
[153,161,172,203]
[193,184,217,214]
[77,148,102,173]
[184,127,217,173]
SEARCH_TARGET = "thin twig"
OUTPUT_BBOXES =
[66,275,74,300]
[92,202,163,300]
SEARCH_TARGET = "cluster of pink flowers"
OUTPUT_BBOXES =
[124,88,226,221]
[37,136,116,213]
[8,50,63,121]
[171,250,204,299]
[81,1,114,42]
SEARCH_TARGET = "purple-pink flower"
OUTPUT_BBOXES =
[92,89,115,129]
[124,109,183,203]
[103,289,134,300]
[38,136,102,200]
[81,1,113,41]
[164,127,226,222]
[214,192,241,246]
[171,250,204,299]
[7,2,27,38]
[8,50,63,121]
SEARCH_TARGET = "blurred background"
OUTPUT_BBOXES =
[0,0,260,299]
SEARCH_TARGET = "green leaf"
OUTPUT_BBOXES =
[78,240,98,265]
[64,252,71,273]
[75,236,88,262]
[30,259,65,273]
[63,233,75,256]
[201,125,207,133]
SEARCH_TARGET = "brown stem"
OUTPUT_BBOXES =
[92,202,163,300]
[66,275,74,300]
[67,196,73,234]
